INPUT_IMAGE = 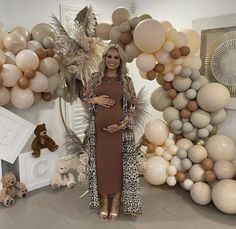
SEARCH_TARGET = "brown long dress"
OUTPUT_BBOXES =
[95,76,123,195]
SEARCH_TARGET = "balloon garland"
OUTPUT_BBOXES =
[96,7,236,215]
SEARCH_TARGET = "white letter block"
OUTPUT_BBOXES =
[19,149,59,191]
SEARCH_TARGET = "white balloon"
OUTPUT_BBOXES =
[39,57,59,77]
[144,156,169,185]
[189,164,205,182]
[183,178,193,191]
[190,182,211,205]
[167,176,177,186]
[29,71,48,92]
[16,49,39,71]
[44,73,59,92]
[1,64,23,87]
[0,87,10,105]
[166,165,177,176]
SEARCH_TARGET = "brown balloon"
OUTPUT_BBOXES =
[41,92,53,102]
[18,76,30,89]
[24,68,36,79]
[154,63,165,73]
[179,46,190,56]
[175,171,186,182]
[147,142,156,153]
[204,170,216,183]
[173,134,183,142]
[180,108,192,118]
[0,61,3,72]
[187,100,199,112]
[46,48,54,57]
[35,48,47,60]
[169,48,181,60]
[201,158,214,170]
[120,32,132,44]
[162,81,172,90]
[166,88,177,99]
[141,137,150,146]
[146,70,156,80]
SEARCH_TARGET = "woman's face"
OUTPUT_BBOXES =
[105,48,121,71]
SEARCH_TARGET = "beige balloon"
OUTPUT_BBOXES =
[4,32,26,54]
[10,86,34,109]
[190,182,211,205]
[4,51,16,65]
[136,53,156,72]
[189,164,205,182]
[125,41,141,59]
[1,64,23,87]
[172,75,192,92]
[29,71,48,92]
[44,73,59,92]
[197,83,230,112]
[150,87,172,111]
[144,119,169,145]
[173,92,189,110]
[0,22,7,50]
[212,179,236,214]
[12,26,31,42]
[31,23,56,43]
[16,49,39,71]
[109,26,121,43]
[112,7,130,25]
[26,40,43,51]
[188,145,207,163]
[39,57,59,77]
[206,135,236,162]
[0,49,6,64]
[190,109,210,128]
[214,160,235,180]
[182,29,200,55]
[96,23,112,40]
[176,138,193,151]
[210,109,226,125]
[160,21,173,31]
[133,19,165,53]
[0,86,10,105]
[163,107,180,124]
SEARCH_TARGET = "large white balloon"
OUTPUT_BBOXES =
[133,19,165,53]
[10,86,34,109]
[144,119,169,145]
[1,64,23,87]
[212,179,236,214]
[144,156,169,185]
[39,57,59,77]
[206,135,236,162]
[16,49,39,71]
[136,53,156,72]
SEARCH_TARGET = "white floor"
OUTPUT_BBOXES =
[1,177,236,229]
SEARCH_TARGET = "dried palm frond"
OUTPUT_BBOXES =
[133,87,150,134]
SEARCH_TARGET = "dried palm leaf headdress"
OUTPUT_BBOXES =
[52,5,104,102]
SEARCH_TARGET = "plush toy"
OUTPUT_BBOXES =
[0,172,28,207]
[31,123,59,158]
[51,161,76,189]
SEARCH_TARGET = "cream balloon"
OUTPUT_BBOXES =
[150,87,172,111]
[1,64,23,87]
[29,71,48,92]
[136,53,156,72]
[154,49,172,64]
[167,176,177,186]
[0,87,10,105]
[160,21,173,31]
[176,138,193,151]
[188,145,207,163]
[214,160,235,180]
[44,73,59,92]
[144,119,169,145]
[10,86,34,109]
[16,49,39,71]
[197,83,230,112]
[133,19,165,53]
[0,22,7,49]
[0,49,6,63]
[39,57,59,77]
[189,164,205,182]
[26,40,43,51]
[163,107,180,124]
[212,179,236,214]
[4,32,26,54]
[144,156,169,185]
[190,109,210,128]
[4,51,16,65]
[31,23,55,43]
[11,26,31,42]
[206,135,236,162]
[190,182,211,205]
[96,23,112,40]
[182,29,200,55]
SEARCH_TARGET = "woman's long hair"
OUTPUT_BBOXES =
[92,44,132,102]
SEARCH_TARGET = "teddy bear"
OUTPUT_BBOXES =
[51,160,76,189]
[0,172,28,207]
[31,123,59,158]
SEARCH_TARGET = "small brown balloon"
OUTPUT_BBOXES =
[166,88,177,99]
[141,137,150,146]
[35,48,47,60]
[173,134,183,142]
[24,68,36,79]
[41,92,53,102]
[18,76,30,89]
[146,70,156,80]
[162,81,172,90]
[147,142,156,153]
[180,109,192,118]
[179,46,190,56]
[204,170,216,183]
[120,32,132,44]
[169,48,181,60]
[0,61,3,72]
[46,48,54,57]
[201,158,214,170]
[187,100,199,112]
[154,63,165,73]
[175,171,186,182]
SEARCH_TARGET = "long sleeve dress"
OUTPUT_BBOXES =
[83,74,142,215]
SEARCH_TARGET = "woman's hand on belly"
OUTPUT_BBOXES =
[103,124,121,133]
[93,95,115,108]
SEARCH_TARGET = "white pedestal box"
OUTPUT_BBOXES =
[19,149,59,191]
